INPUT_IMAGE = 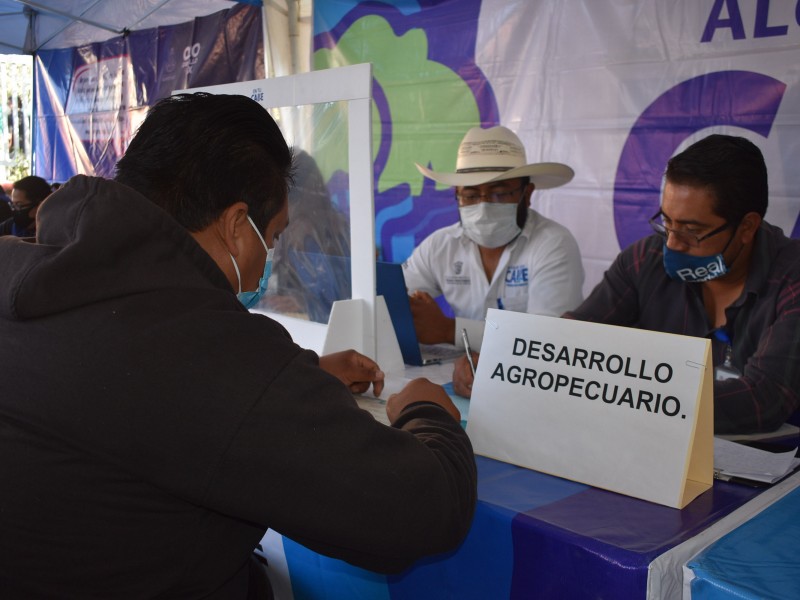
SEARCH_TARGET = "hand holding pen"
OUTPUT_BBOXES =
[453,328,479,398]
[461,329,477,376]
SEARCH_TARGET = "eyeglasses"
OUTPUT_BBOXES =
[648,210,732,247]
[455,185,525,207]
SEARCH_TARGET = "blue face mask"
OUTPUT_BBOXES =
[662,243,728,283]
[230,216,274,309]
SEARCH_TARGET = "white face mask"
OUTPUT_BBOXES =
[458,202,521,248]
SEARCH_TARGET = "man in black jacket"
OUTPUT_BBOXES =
[0,93,476,599]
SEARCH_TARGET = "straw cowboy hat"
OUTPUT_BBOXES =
[415,125,574,189]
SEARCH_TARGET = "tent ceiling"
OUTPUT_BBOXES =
[0,0,245,54]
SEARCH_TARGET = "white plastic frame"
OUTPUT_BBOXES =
[180,64,392,363]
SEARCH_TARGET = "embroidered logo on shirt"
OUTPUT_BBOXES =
[454,261,463,275]
[505,265,529,287]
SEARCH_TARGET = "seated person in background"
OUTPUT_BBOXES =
[457,134,800,435]
[258,149,352,323]
[0,93,477,598]
[0,175,52,237]
[403,125,584,352]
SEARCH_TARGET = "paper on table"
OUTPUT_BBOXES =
[355,395,390,425]
[714,437,800,483]
[353,374,405,426]
[354,374,470,427]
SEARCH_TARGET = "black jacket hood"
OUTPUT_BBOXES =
[0,175,232,320]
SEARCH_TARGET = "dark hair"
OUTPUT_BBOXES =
[13,176,52,205]
[665,134,768,222]
[115,93,294,233]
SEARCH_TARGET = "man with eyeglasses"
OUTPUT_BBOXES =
[403,125,584,358]
[0,175,52,237]
[563,134,800,435]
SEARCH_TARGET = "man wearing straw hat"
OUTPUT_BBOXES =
[403,125,584,356]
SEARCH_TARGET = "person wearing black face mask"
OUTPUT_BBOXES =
[0,175,52,238]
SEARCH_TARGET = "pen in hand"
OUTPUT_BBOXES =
[461,328,477,377]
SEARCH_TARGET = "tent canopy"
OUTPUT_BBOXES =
[0,0,251,54]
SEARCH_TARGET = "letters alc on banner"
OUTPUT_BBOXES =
[466,309,713,509]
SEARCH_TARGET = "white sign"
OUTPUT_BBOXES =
[467,309,713,509]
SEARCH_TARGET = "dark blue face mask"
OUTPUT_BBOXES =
[11,204,35,229]
[661,219,742,283]
[662,244,728,283]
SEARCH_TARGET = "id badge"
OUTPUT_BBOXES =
[715,344,740,381]
[715,364,740,381]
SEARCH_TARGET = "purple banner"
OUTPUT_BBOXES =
[34,3,263,182]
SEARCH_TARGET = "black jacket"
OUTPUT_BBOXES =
[0,176,476,599]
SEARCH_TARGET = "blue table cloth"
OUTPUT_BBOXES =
[273,456,763,599]
[687,486,800,600]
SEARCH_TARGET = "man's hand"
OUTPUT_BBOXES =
[387,378,460,423]
[452,352,478,399]
[408,291,456,344]
[319,349,385,397]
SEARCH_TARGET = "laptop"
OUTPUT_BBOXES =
[376,261,463,366]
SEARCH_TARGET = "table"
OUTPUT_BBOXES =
[258,363,800,600]
[685,483,800,599]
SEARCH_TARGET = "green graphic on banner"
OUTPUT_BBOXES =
[314,15,480,195]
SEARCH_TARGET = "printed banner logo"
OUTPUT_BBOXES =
[182,43,201,74]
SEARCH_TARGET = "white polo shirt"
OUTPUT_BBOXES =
[402,208,584,350]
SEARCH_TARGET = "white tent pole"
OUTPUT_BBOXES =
[287,0,298,75]
[0,62,8,171]
[27,59,34,167]
[261,4,273,79]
